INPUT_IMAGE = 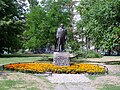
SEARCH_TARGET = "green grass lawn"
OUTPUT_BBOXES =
[0,57,43,66]
[0,76,42,90]
[100,84,120,90]
[0,54,53,66]
[0,80,26,90]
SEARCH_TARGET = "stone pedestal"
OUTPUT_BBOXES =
[53,52,70,66]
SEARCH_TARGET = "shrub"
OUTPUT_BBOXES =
[85,50,103,58]
[75,50,103,58]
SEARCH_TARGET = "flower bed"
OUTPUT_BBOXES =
[3,62,107,74]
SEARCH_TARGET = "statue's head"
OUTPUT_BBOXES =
[60,23,64,28]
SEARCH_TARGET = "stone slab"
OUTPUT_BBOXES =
[53,52,70,66]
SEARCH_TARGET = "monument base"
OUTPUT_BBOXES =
[53,52,70,66]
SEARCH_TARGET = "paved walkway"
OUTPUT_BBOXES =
[47,74,91,83]
[54,83,96,90]
[47,74,96,90]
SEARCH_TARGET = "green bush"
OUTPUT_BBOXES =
[86,50,103,58]
[75,50,103,58]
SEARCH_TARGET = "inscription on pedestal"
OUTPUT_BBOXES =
[53,52,70,66]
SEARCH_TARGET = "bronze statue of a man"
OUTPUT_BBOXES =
[56,24,67,52]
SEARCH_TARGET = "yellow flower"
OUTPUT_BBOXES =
[4,62,107,74]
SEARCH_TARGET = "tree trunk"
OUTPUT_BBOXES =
[81,34,84,51]
[88,37,90,50]
[108,49,111,56]
[86,37,88,51]
[8,47,10,54]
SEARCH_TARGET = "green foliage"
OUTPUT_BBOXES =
[67,40,80,53]
[75,50,103,58]
[24,5,47,49]
[85,50,103,58]
[77,0,120,51]
[0,0,25,53]
[23,0,72,50]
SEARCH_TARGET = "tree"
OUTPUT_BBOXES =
[23,0,73,50]
[0,0,25,53]
[23,5,48,49]
[77,0,120,55]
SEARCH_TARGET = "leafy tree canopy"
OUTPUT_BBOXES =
[0,0,25,53]
[77,0,120,52]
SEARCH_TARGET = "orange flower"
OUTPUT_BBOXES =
[4,62,107,74]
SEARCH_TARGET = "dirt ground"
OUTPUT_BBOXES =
[86,56,120,62]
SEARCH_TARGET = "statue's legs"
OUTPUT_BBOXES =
[58,45,62,52]
[58,38,65,52]
[61,43,64,52]
[58,38,61,52]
